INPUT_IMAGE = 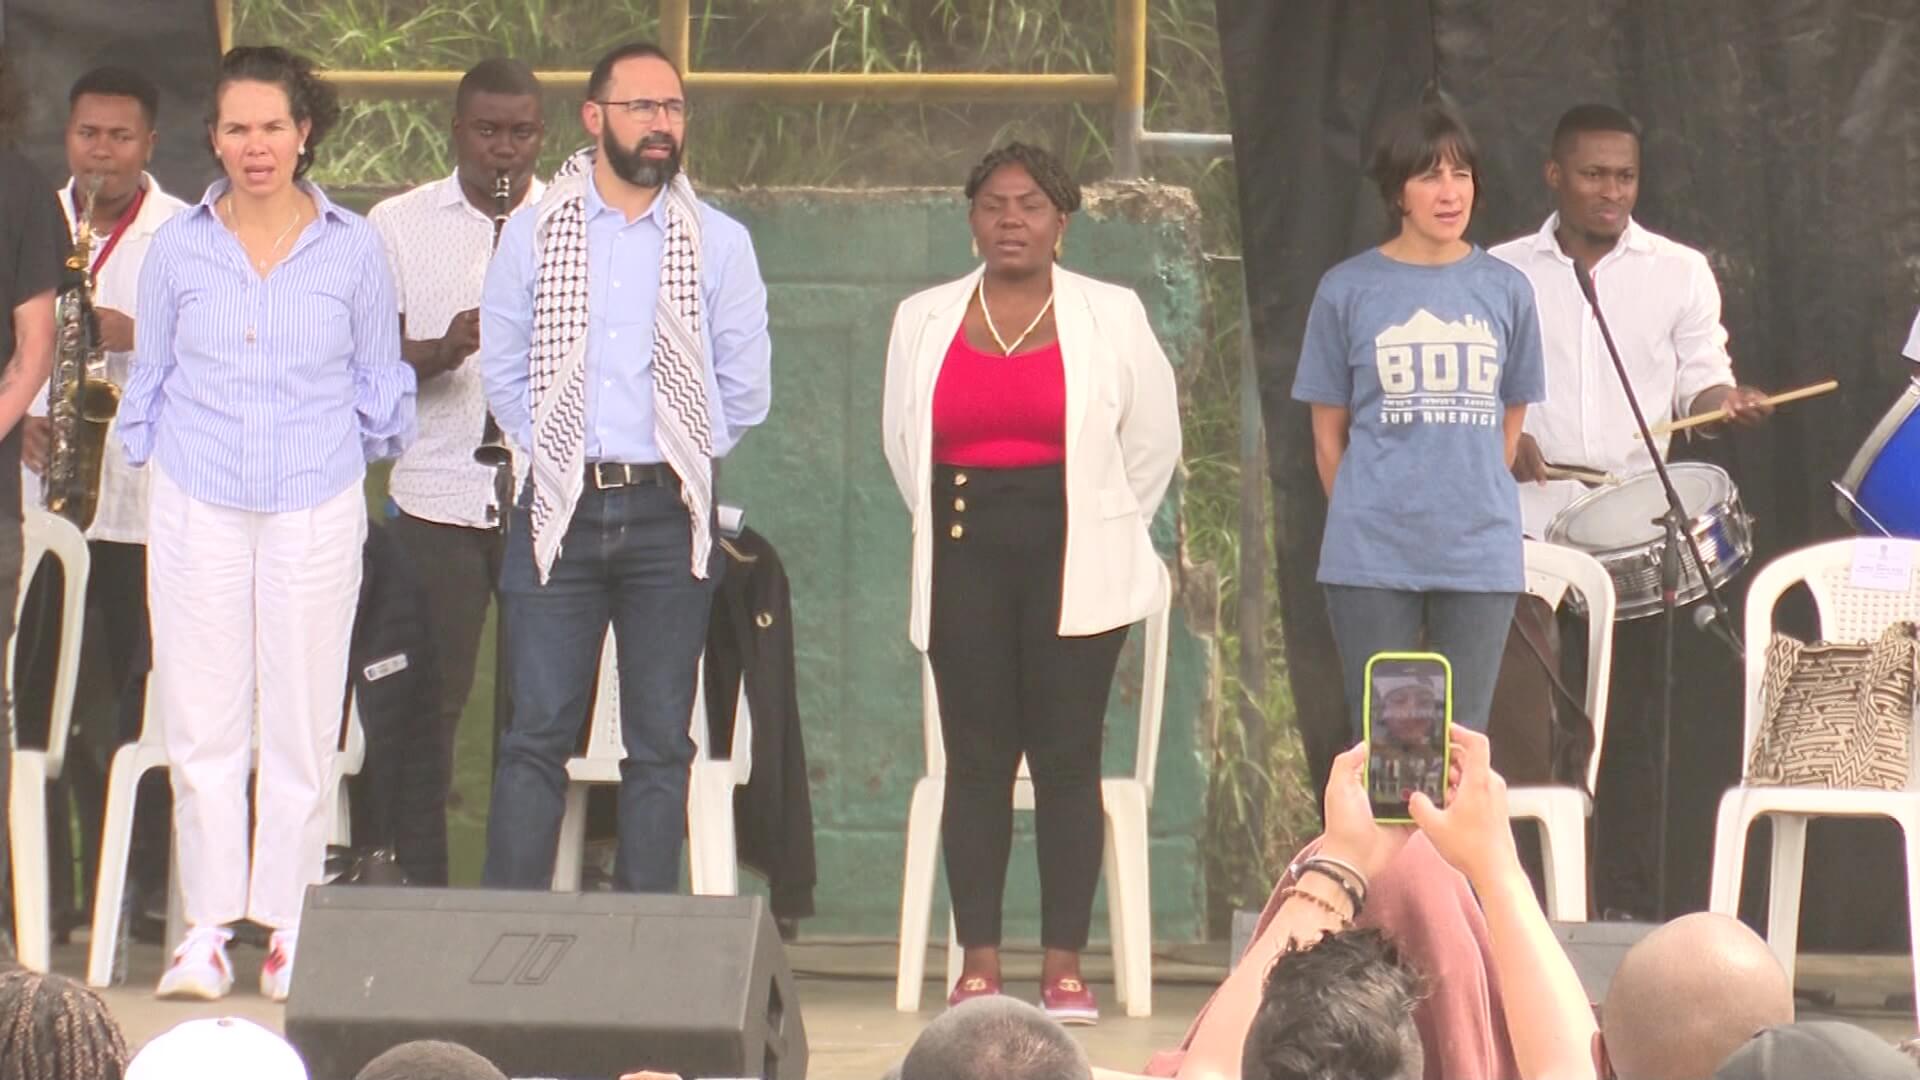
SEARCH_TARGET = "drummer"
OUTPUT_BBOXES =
[1491,102,1771,921]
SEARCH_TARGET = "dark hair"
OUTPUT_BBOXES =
[964,141,1081,213]
[0,968,130,1080]
[1369,100,1481,219]
[586,42,681,103]
[355,1040,507,1080]
[69,67,161,126]
[208,46,340,179]
[456,57,542,114]
[1242,929,1426,1080]
[1551,103,1641,158]
[900,997,1090,1080]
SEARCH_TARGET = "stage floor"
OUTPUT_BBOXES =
[54,939,1920,1077]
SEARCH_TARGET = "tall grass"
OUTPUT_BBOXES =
[234,0,1317,929]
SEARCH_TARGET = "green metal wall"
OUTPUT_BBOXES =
[707,185,1210,943]
[347,182,1213,943]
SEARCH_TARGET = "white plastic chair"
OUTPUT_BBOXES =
[895,561,1172,1017]
[549,631,753,894]
[1505,540,1616,921]
[7,509,89,973]
[86,688,367,987]
[1707,538,1920,1021]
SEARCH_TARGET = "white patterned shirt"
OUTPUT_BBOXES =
[369,172,544,529]
[1490,214,1736,536]
[24,175,187,544]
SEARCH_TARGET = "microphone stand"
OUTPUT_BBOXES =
[1573,263,1743,921]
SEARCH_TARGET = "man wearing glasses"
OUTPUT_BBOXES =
[368,57,547,885]
[477,42,772,893]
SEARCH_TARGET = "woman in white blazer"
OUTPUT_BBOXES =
[881,143,1181,1024]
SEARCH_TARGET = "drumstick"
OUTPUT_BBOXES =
[1541,463,1620,486]
[1638,379,1839,439]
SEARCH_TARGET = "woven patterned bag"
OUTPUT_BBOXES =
[1744,622,1919,790]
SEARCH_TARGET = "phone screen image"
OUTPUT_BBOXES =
[1363,653,1452,822]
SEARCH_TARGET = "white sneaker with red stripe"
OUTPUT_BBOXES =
[261,929,298,1003]
[156,927,234,1001]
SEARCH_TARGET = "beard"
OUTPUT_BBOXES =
[603,129,682,189]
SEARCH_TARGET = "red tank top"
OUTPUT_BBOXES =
[930,328,1067,467]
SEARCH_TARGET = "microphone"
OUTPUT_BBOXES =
[1691,603,1745,660]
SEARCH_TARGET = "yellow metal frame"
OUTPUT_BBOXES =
[213,0,1150,171]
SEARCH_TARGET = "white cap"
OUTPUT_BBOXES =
[126,1018,308,1080]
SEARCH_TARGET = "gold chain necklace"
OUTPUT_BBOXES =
[977,278,1055,356]
[221,195,304,275]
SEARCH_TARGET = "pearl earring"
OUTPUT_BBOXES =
[970,237,980,259]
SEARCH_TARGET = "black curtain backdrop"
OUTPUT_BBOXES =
[3,0,222,200]
[1220,1,1920,948]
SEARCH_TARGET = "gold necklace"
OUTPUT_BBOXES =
[222,195,304,274]
[977,278,1055,356]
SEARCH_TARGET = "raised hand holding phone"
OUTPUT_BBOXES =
[1363,652,1453,823]
[1408,727,1519,886]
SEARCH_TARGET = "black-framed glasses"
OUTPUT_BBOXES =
[594,98,689,123]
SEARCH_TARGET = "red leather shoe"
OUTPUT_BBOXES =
[1040,975,1099,1025]
[947,973,1002,1008]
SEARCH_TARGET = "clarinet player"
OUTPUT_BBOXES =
[367,58,546,885]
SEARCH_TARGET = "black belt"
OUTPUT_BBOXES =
[587,461,678,490]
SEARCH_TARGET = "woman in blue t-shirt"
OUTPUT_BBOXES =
[1291,101,1547,736]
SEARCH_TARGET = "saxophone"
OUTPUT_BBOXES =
[45,175,121,531]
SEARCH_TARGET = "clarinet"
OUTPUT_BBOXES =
[475,170,514,529]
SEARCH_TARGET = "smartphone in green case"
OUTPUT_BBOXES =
[1362,652,1453,823]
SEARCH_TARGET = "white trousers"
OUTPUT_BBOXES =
[148,466,366,931]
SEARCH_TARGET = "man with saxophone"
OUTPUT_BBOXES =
[16,67,186,937]
[367,57,545,884]
[0,60,69,957]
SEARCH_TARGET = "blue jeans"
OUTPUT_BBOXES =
[1323,586,1516,739]
[482,481,719,892]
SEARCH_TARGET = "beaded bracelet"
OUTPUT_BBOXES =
[1302,854,1370,903]
[1280,885,1352,928]
[1297,862,1366,917]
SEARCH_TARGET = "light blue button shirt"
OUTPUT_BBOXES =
[120,180,416,512]
[478,173,772,462]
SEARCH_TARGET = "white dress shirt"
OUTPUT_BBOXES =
[24,174,188,544]
[369,172,544,529]
[1490,214,1736,535]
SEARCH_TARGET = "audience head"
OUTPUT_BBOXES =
[900,996,1091,1080]
[0,967,129,1080]
[1598,913,1794,1080]
[125,1017,307,1080]
[1242,928,1425,1080]
[356,1040,507,1080]
[1711,1021,1919,1079]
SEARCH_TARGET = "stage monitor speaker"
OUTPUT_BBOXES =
[285,887,807,1080]
[1553,920,1658,1004]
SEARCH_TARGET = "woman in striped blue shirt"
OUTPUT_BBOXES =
[120,46,415,1003]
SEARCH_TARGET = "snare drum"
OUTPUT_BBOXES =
[1836,376,1920,537]
[1545,462,1754,620]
